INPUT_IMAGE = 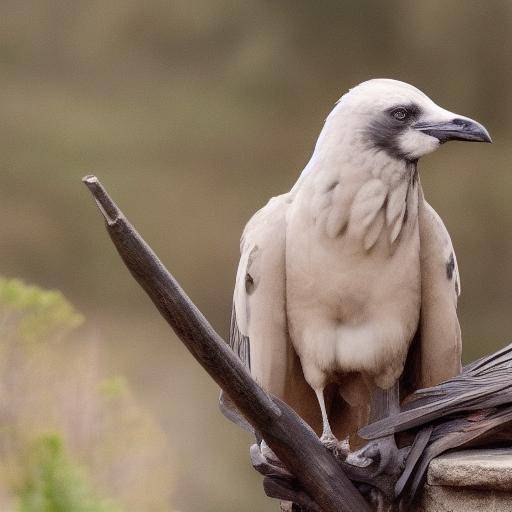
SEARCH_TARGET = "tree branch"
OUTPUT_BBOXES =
[82,175,371,512]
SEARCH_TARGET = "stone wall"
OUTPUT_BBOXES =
[419,449,512,511]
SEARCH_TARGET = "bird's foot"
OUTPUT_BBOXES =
[319,432,349,458]
[346,435,407,477]
[251,439,398,510]
[345,449,374,468]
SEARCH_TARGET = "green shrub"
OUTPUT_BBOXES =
[18,435,119,512]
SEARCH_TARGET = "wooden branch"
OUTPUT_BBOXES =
[82,175,371,512]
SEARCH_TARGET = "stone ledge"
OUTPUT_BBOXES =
[420,449,512,512]
[421,485,512,512]
[428,448,512,491]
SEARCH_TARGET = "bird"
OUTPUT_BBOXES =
[221,79,491,468]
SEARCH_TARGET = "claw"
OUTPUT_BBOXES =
[320,433,349,458]
[345,450,374,468]
[347,436,402,477]
[338,437,350,454]
[319,432,337,446]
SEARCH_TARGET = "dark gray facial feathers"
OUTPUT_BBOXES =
[365,103,422,161]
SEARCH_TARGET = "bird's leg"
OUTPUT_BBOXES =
[346,381,404,474]
[314,388,348,456]
[315,388,334,442]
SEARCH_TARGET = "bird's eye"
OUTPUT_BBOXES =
[391,108,408,121]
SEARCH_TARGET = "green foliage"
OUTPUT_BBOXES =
[0,278,83,344]
[18,435,119,512]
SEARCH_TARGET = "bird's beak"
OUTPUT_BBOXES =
[413,115,492,144]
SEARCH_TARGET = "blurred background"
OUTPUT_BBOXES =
[0,1,511,510]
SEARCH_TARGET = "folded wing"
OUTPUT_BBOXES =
[402,186,462,398]
[220,194,322,433]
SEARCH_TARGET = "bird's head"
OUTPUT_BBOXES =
[319,79,491,164]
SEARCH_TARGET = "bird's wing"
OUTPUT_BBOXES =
[231,194,289,388]
[360,344,512,502]
[360,342,512,439]
[402,186,462,396]
[220,194,322,433]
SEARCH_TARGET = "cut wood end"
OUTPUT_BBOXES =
[82,174,122,224]
[82,174,99,184]
[82,174,103,196]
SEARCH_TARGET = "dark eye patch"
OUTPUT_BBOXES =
[365,103,422,161]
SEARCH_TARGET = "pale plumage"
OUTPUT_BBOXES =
[223,79,490,455]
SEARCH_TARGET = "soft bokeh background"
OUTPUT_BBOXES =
[0,1,511,510]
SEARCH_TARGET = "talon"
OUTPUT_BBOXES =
[347,436,402,476]
[345,451,373,468]
[319,433,348,458]
[320,432,338,450]
[320,432,337,445]
[338,437,350,454]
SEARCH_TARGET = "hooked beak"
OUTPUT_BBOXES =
[414,116,492,144]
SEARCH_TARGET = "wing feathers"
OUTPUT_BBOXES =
[412,191,462,390]
[229,304,250,368]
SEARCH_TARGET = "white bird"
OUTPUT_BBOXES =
[223,79,491,466]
